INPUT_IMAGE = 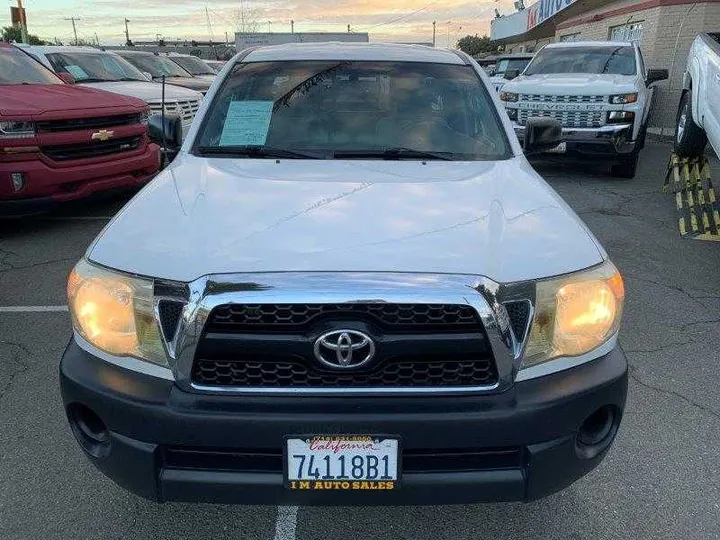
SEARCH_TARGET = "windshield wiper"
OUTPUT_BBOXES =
[333,148,456,161]
[74,77,108,83]
[195,146,327,159]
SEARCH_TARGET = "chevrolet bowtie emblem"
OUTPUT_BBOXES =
[91,130,114,142]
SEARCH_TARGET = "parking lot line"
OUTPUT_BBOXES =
[273,506,298,540]
[0,306,68,313]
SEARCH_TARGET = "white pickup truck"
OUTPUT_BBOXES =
[500,41,668,178]
[675,33,720,158]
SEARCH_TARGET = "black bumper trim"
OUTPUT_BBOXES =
[59,339,628,505]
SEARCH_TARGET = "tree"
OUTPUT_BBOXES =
[456,34,496,57]
[1,25,46,45]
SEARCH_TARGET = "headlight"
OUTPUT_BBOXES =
[139,110,150,126]
[500,91,518,102]
[610,93,637,104]
[521,261,624,369]
[67,259,168,366]
[0,121,35,139]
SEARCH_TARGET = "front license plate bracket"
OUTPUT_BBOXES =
[284,435,401,491]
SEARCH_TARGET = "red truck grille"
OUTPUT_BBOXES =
[35,113,146,133]
[42,135,142,161]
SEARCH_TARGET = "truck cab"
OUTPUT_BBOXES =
[500,41,668,178]
[0,44,160,215]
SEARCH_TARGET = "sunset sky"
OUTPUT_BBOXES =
[3,0,519,46]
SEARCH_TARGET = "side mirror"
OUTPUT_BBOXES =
[645,68,669,87]
[142,71,154,81]
[58,72,75,84]
[504,69,520,80]
[148,113,183,161]
[523,117,563,155]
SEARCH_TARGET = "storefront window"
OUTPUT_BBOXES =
[609,22,644,43]
[559,33,581,42]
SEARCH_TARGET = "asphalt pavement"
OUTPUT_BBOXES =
[1,141,719,540]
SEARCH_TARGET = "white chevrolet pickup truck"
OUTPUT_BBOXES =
[675,33,720,158]
[500,41,668,178]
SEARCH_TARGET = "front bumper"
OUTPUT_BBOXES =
[513,123,637,158]
[0,143,160,217]
[60,339,628,505]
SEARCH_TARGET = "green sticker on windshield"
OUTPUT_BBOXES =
[219,101,274,146]
[65,64,88,80]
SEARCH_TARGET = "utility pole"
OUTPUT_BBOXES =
[64,17,80,45]
[432,20,436,47]
[17,0,29,44]
[347,24,351,33]
[124,18,131,46]
[94,32,99,46]
[291,20,294,34]
[267,21,272,33]
[225,31,229,44]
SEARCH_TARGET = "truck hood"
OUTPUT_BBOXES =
[505,73,637,95]
[81,81,203,102]
[0,84,145,117]
[88,155,604,283]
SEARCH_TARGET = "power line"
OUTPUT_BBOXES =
[356,2,438,32]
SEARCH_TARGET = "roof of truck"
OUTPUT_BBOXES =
[544,40,634,48]
[243,42,467,64]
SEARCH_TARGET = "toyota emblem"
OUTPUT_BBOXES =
[313,330,375,369]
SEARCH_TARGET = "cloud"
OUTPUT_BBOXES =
[14,0,518,44]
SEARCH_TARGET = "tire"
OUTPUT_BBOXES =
[675,91,707,158]
[610,154,639,179]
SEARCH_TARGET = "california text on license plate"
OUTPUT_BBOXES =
[285,435,399,491]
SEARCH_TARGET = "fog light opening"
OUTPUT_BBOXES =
[67,404,111,459]
[575,406,619,460]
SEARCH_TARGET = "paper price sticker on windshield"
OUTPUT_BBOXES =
[219,100,273,146]
[286,435,399,491]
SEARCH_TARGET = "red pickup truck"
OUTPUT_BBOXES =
[1,43,160,216]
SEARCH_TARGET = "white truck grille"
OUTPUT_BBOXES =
[519,109,606,128]
[148,99,201,123]
[519,94,606,104]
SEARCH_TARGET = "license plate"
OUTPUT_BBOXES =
[285,435,399,491]
[544,142,567,154]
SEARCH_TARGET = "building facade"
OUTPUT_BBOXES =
[491,0,720,133]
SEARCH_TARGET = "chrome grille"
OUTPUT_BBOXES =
[148,99,200,122]
[520,94,606,103]
[192,302,498,389]
[518,109,606,128]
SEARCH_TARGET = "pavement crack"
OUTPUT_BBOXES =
[628,364,720,421]
[623,341,695,354]
[0,256,74,273]
[0,339,32,401]
[624,273,719,308]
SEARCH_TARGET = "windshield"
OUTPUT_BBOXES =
[171,56,216,75]
[495,58,531,76]
[525,46,636,76]
[194,60,510,161]
[0,48,62,85]
[45,52,147,82]
[120,54,192,78]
